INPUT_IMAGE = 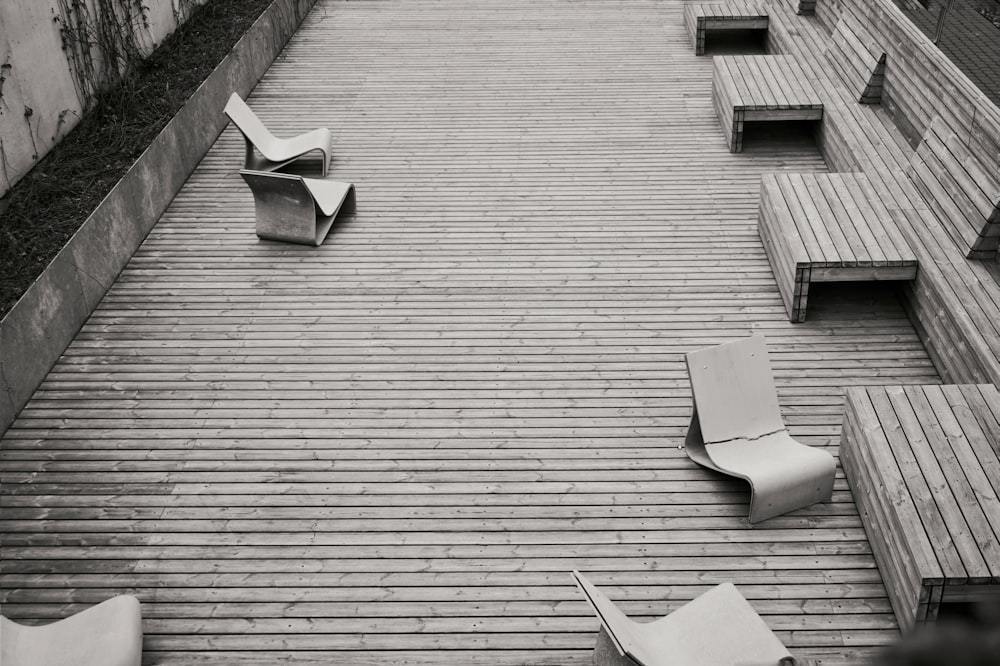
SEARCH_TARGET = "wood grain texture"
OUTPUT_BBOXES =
[907,116,1000,259]
[712,55,823,152]
[758,173,917,322]
[841,385,1000,633]
[1,1,939,664]
[766,0,1000,389]
[826,15,886,105]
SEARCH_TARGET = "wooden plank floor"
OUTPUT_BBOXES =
[1,1,940,663]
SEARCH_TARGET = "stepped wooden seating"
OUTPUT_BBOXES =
[684,335,836,523]
[712,55,824,152]
[761,0,1000,388]
[758,172,918,322]
[240,169,355,246]
[1,595,142,666]
[224,92,332,177]
[571,571,793,666]
[825,16,886,104]
[841,385,1000,633]
[684,1,769,56]
[908,116,1000,259]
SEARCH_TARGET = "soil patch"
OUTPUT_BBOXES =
[0,0,275,317]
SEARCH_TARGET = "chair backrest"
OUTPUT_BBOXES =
[571,571,653,666]
[686,335,785,444]
[573,572,792,666]
[224,93,276,147]
[240,169,322,245]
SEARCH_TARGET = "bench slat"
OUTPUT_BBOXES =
[831,174,888,266]
[925,386,1000,581]
[894,386,990,582]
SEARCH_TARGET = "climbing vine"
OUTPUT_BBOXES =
[172,0,201,24]
[54,0,151,112]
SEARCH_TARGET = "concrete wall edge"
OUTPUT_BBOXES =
[0,0,320,435]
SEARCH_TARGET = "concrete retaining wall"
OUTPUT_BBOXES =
[0,0,213,196]
[0,0,318,435]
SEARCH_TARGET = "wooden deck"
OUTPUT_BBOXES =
[0,1,940,663]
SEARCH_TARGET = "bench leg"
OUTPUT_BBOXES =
[791,264,810,323]
[731,109,745,152]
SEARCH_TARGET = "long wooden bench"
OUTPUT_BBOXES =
[758,172,918,322]
[908,116,1000,259]
[817,0,998,151]
[683,1,769,56]
[712,55,824,152]
[841,384,1000,633]
[763,0,1000,388]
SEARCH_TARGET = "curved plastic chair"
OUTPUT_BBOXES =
[685,335,835,523]
[224,92,332,176]
[240,169,355,246]
[572,571,793,666]
[1,595,142,666]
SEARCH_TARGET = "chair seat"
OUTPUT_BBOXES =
[1,595,142,666]
[573,571,792,666]
[697,429,837,523]
[260,127,333,165]
[224,92,332,176]
[303,178,355,218]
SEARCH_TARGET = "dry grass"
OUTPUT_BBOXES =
[0,0,274,316]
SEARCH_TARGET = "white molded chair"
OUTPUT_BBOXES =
[224,92,332,176]
[572,571,794,666]
[685,335,836,523]
[240,169,355,246]
[1,595,142,666]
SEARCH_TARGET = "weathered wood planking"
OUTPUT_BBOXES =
[764,0,1000,389]
[841,385,1000,633]
[908,116,1000,259]
[683,1,769,56]
[758,172,917,322]
[0,0,940,664]
[712,55,824,152]
[825,16,886,105]
[812,0,1000,156]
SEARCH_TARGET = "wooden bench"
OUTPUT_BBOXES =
[840,384,1000,633]
[765,1,1000,386]
[683,2,769,56]
[758,172,918,322]
[712,55,824,152]
[825,16,886,104]
[908,116,1000,260]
